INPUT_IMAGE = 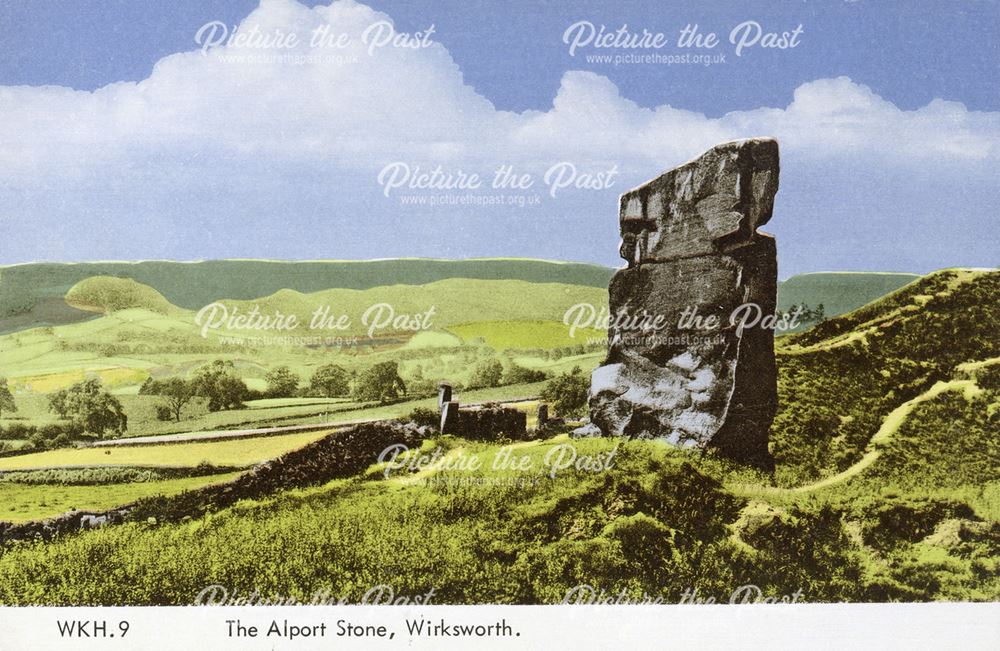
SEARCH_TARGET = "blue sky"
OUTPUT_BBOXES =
[0,0,997,275]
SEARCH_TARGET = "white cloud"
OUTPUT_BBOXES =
[1,0,996,185]
[0,0,997,272]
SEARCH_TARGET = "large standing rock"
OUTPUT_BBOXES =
[589,138,779,471]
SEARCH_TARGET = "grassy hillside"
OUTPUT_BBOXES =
[0,269,996,604]
[449,320,606,350]
[776,271,919,317]
[65,276,180,315]
[0,259,614,330]
[219,279,609,332]
[772,269,999,486]
[1,257,920,335]
[0,430,995,604]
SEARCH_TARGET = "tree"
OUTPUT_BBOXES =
[0,377,16,419]
[138,376,156,395]
[139,376,195,421]
[160,377,195,422]
[352,361,406,404]
[309,364,351,398]
[540,366,590,417]
[192,360,248,411]
[265,366,300,398]
[47,378,127,438]
[468,358,504,389]
[503,364,549,385]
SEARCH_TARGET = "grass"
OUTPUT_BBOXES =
[0,266,996,605]
[0,472,243,523]
[0,429,334,471]
[2,430,995,605]
[113,395,360,437]
[449,320,604,350]
[790,379,980,493]
[65,276,180,315]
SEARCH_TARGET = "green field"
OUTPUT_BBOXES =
[0,262,996,605]
[0,429,333,471]
[449,320,605,350]
[0,423,996,604]
[0,472,243,523]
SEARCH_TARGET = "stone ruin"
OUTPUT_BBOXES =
[583,138,780,471]
[437,382,527,440]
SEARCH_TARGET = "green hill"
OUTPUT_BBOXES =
[1,258,922,335]
[0,270,997,604]
[65,276,180,315]
[772,268,1000,487]
[0,277,611,400]
[219,279,608,333]
[776,271,919,318]
[0,259,614,325]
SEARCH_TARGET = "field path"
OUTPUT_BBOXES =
[789,379,978,493]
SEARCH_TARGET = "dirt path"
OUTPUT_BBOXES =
[788,379,979,493]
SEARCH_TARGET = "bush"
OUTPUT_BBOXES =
[503,364,549,385]
[352,361,406,404]
[468,359,504,389]
[407,407,440,430]
[0,467,165,485]
[975,364,1000,392]
[540,366,590,417]
[0,422,37,440]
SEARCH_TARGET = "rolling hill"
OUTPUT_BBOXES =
[772,268,1000,487]
[0,268,996,604]
[776,271,920,317]
[1,258,920,335]
[0,259,614,330]
[65,277,181,315]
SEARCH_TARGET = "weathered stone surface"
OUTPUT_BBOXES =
[438,382,453,408]
[619,138,779,265]
[536,403,549,429]
[590,138,779,471]
[440,400,461,433]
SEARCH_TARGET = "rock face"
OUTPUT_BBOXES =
[589,138,779,471]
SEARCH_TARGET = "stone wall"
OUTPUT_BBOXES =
[0,420,430,546]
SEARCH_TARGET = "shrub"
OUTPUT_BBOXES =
[2,423,37,439]
[540,366,590,417]
[407,407,440,430]
[503,364,549,385]
[468,359,504,389]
